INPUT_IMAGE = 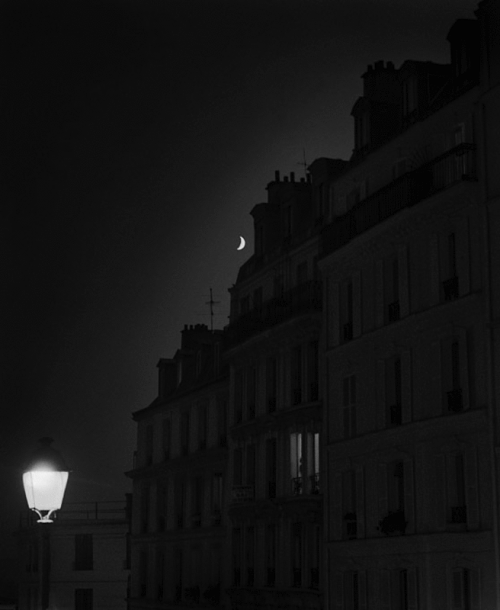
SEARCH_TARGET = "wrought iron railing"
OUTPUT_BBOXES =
[321,144,476,257]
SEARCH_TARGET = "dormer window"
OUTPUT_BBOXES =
[355,112,370,150]
[402,77,417,118]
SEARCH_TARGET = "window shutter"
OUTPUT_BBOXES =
[401,350,412,424]
[358,570,368,610]
[353,270,362,338]
[456,216,470,296]
[378,569,391,610]
[398,244,410,317]
[407,567,418,610]
[377,360,387,429]
[429,233,440,305]
[334,571,344,610]
[465,445,479,529]
[356,467,365,538]
[333,473,343,540]
[434,454,447,530]
[404,459,415,533]
[378,464,388,523]
[375,260,384,327]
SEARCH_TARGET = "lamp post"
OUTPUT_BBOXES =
[22,438,69,610]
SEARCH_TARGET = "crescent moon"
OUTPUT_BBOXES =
[237,236,246,251]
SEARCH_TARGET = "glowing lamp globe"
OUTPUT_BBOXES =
[23,438,69,523]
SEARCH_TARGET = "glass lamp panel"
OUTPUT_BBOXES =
[23,471,69,511]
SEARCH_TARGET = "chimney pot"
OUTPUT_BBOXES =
[275,170,280,182]
[290,172,295,182]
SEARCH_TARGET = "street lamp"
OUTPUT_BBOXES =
[23,437,69,523]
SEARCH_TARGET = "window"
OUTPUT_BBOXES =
[162,419,171,460]
[311,524,320,589]
[341,280,354,342]
[378,460,414,535]
[181,412,190,455]
[388,461,405,513]
[233,448,243,486]
[211,473,223,524]
[175,479,185,528]
[174,549,183,602]
[386,356,402,425]
[392,568,419,610]
[452,568,480,610]
[448,453,467,524]
[343,375,357,438]
[157,482,167,531]
[240,296,250,315]
[308,341,319,401]
[290,433,303,495]
[75,535,93,571]
[156,549,165,600]
[192,477,203,527]
[266,438,277,498]
[443,232,459,301]
[247,366,257,419]
[308,432,320,494]
[217,399,227,446]
[246,444,256,487]
[386,256,400,322]
[234,369,244,423]
[342,471,357,540]
[402,77,418,118]
[198,404,207,450]
[292,345,303,404]
[343,571,362,610]
[285,206,292,238]
[145,425,153,466]
[442,333,469,413]
[253,287,263,311]
[140,484,150,533]
[266,524,277,586]
[267,357,278,412]
[291,522,303,587]
[233,528,242,586]
[246,527,255,586]
[75,589,93,610]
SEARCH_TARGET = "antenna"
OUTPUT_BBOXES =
[297,148,308,178]
[205,288,220,332]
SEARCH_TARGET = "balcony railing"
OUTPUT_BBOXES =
[321,143,476,257]
[443,276,459,301]
[449,505,467,524]
[227,281,322,347]
[310,472,320,495]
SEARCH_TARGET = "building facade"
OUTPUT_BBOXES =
[17,499,130,610]
[224,163,344,610]
[127,324,229,610]
[128,1,500,609]
[319,2,500,609]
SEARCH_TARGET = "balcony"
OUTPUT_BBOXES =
[387,300,400,322]
[231,485,254,504]
[291,476,303,496]
[321,143,476,257]
[310,473,320,495]
[343,512,357,540]
[449,505,467,524]
[227,281,322,347]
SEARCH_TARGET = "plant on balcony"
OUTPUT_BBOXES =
[377,509,407,536]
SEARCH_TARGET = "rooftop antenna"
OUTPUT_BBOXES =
[297,148,308,179]
[206,288,220,332]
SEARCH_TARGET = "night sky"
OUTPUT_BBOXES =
[1,0,478,592]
